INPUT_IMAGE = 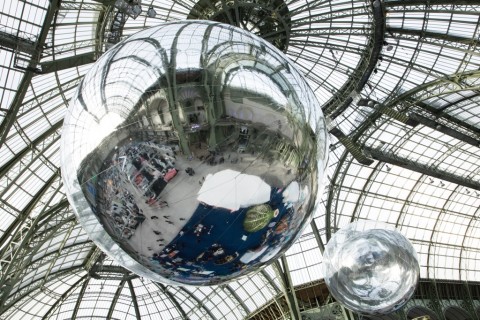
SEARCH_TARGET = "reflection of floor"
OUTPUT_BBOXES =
[130,149,297,253]
[101,142,302,279]
[152,186,300,284]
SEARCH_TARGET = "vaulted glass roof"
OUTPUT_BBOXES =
[1,0,479,319]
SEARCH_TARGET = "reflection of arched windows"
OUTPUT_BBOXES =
[407,306,438,320]
[444,306,472,320]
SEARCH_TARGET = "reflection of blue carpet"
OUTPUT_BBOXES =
[154,188,296,280]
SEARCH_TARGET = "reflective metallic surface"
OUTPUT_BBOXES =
[61,21,328,286]
[322,221,419,315]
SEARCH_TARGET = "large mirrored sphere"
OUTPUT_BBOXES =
[322,221,419,314]
[61,21,329,286]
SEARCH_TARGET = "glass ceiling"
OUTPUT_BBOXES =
[1,0,479,319]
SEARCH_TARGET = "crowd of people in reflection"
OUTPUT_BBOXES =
[98,141,179,240]
[89,137,314,285]
[142,187,308,285]
[122,141,178,200]
[97,166,146,240]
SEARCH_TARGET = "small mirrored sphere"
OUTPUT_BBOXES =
[61,21,328,286]
[322,221,419,314]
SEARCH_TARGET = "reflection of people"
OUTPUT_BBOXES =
[215,252,239,265]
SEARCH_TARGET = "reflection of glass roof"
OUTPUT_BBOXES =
[1,0,480,319]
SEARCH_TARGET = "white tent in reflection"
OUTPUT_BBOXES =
[197,169,271,211]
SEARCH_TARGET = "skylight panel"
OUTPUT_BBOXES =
[0,52,23,111]
[0,0,47,37]
[204,292,229,319]
[303,246,322,266]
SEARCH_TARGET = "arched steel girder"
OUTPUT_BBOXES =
[154,283,189,320]
[21,76,81,119]
[179,287,216,320]
[309,219,325,254]
[0,176,65,257]
[0,0,60,148]
[324,146,480,282]
[325,150,349,241]
[0,208,77,308]
[0,205,73,279]
[273,257,301,320]
[71,276,91,319]
[222,284,249,317]
[40,52,96,74]
[387,70,480,109]
[127,279,141,319]
[0,224,83,307]
[325,123,478,246]
[243,269,288,319]
[408,110,480,145]
[40,0,106,69]
[0,137,61,201]
[0,265,85,316]
[387,28,478,46]
[322,0,385,119]
[330,116,480,281]
[106,278,127,320]
[41,274,89,320]
[289,2,369,26]
[385,0,480,6]
[426,184,461,280]
[0,120,62,177]
[0,175,66,284]
[459,206,480,282]
[364,146,480,191]
[346,159,383,221]
[352,70,480,143]
[0,241,91,314]
[433,92,480,113]
[385,28,480,57]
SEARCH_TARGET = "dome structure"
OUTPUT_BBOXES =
[0,0,480,319]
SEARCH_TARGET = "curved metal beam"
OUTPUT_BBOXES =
[387,27,476,44]
[364,146,480,191]
[0,265,84,315]
[0,220,79,309]
[309,219,325,254]
[41,274,89,320]
[389,70,480,108]
[154,283,188,320]
[0,120,62,177]
[425,185,460,280]
[0,0,60,147]
[323,0,385,119]
[179,287,216,319]
[0,179,66,257]
[127,279,141,319]
[352,70,480,143]
[72,276,90,319]
[408,112,480,147]
[273,257,301,320]
[458,204,480,281]
[106,278,126,320]
[385,0,480,6]
[223,284,249,316]
[325,149,351,240]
